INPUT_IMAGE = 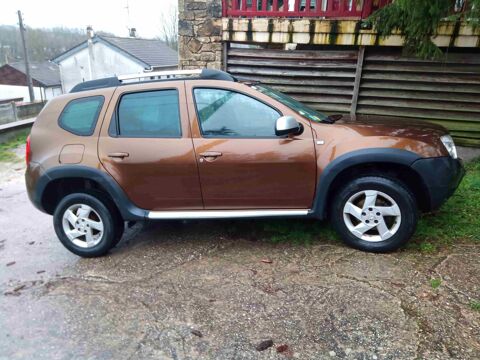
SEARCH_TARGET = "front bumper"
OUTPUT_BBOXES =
[411,156,465,211]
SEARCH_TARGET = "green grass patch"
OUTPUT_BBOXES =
[430,278,442,289]
[418,241,437,253]
[262,219,339,246]
[469,300,480,312]
[0,133,28,162]
[414,158,480,246]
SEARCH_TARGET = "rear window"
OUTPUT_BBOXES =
[115,90,181,138]
[58,96,104,136]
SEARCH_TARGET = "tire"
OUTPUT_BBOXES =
[53,192,121,257]
[330,176,418,253]
[84,190,124,247]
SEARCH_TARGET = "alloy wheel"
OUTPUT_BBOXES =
[343,190,402,242]
[62,204,104,248]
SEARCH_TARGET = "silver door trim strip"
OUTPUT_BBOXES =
[147,209,310,220]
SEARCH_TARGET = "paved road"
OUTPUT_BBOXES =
[0,165,479,359]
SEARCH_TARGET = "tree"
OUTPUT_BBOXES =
[368,0,480,59]
[0,25,86,65]
[158,3,178,50]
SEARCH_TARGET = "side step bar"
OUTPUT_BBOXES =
[147,209,310,220]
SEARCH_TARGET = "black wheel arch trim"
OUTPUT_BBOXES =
[310,148,422,219]
[34,165,146,220]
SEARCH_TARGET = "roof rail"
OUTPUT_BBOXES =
[69,69,236,93]
[118,69,202,82]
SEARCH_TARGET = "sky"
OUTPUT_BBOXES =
[0,0,177,38]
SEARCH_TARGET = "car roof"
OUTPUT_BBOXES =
[69,69,238,93]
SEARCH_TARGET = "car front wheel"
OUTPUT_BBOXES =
[330,176,418,253]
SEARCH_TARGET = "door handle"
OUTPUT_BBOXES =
[108,152,129,159]
[199,151,222,158]
[199,151,222,162]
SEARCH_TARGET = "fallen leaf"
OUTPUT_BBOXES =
[191,329,203,337]
[28,241,35,245]
[276,344,289,353]
[36,270,46,274]
[13,284,26,292]
[256,339,274,351]
[260,258,273,264]
[6,261,15,267]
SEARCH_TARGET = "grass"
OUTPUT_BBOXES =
[262,220,338,246]
[430,278,442,289]
[0,133,28,162]
[470,300,480,312]
[413,158,480,247]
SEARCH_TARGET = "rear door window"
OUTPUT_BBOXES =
[59,96,104,136]
[116,90,181,138]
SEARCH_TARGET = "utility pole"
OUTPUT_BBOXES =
[17,10,35,102]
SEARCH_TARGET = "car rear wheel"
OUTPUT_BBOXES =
[330,176,418,253]
[53,193,121,257]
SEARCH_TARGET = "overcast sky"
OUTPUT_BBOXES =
[0,0,177,38]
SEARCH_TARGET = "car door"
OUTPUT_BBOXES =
[98,81,203,211]
[185,80,317,210]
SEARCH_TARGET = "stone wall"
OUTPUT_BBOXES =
[178,0,224,70]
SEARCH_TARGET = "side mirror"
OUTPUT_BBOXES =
[275,116,303,137]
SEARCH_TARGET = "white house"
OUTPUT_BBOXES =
[52,33,178,92]
[0,61,62,102]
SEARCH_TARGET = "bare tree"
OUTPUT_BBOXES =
[158,3,178,50]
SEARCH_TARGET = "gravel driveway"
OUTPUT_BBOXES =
[0,160,479,360]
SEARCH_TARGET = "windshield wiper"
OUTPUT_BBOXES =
[324,114,343,124]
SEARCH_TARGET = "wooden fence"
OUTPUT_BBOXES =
[222,0,470,18]
[222,0,391,18]
[226,45,480,146]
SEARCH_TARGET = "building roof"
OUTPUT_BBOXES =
[0,61,61,87]
[52,35,178,69]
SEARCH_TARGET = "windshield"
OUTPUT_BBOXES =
[251,84,328,123]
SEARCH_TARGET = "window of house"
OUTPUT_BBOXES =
[193,88,280,137]
[117,90,181,138]
[59,96,104,136]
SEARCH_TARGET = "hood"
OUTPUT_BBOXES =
[333,114,448,139]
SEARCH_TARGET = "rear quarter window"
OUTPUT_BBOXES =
[58,96,104,136]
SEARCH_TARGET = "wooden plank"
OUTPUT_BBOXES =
[228,66,356,78]
[363,63,480,74]
[228,48,358,60]
[360,80,480,94]
[450,137,480,147]
[233,75,355,87]
[410,120,480,133]
[365,53,480,65]
[356,106,480,123]
[227,58,357,69]
[450,130,480,138]
[359,89,480,103]
[358,98,480,113]
[307,103,352,112]
[351,46,365,115]
[273,85,353,95]
[290,95,352,104]
[362,72,480,84]
[222,42,229,71]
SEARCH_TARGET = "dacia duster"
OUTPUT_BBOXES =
[25,69,465,257]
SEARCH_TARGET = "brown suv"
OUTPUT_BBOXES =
[25,69,464,257]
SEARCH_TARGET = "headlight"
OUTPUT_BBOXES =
[440,135,457,159]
